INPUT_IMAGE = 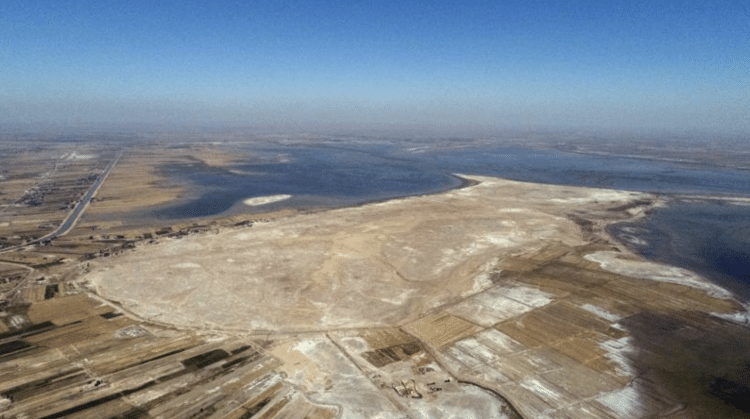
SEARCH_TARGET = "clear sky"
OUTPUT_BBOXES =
[2,0,748,134]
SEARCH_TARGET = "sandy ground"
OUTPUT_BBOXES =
[85,149,185,215]
[84,175,642,331]
[243,194,292,206]
[76,174,750,418]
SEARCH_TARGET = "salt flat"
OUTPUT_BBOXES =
[85,175,638,331]
[74,174,750,418]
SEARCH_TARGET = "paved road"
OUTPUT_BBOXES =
[0,151,122,254]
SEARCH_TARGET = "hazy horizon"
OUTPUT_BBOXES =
[2,1,748,136]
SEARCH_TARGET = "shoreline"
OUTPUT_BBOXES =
[97,171,478,228]
[607,196,750,302]
[84,173,725,333]
[18,173,750,419]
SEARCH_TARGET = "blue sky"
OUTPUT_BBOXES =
[1,0,748,134]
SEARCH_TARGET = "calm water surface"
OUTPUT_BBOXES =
[155,142,750,300]
[610,201,750,300]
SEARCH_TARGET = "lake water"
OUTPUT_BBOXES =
[154,142,750,300]
[609,200,750,300]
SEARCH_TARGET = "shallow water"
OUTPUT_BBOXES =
[156,144,462,218]
[153,142,750,300]
[156,143,750,218]
[429,146,750,195]
[610,200,750,300]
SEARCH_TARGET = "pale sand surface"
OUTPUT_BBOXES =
[79,174,750,418]
[85,175,636,331]
[243,194,292,206]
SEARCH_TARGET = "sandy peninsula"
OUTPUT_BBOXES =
[78,174,750,418]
